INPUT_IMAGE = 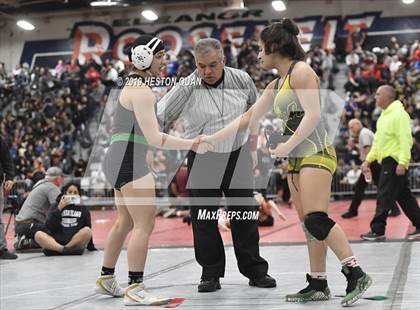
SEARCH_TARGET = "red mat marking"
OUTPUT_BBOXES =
[3,199,417,249]
[161,298,185,308]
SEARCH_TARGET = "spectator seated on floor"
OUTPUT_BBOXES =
[254,192,287,227]
[34,182,96,256]
[14,167,63,250]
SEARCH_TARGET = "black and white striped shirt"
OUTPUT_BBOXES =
[157,67,258,153]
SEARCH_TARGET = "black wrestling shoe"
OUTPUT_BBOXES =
[285,274,331,302]
[198,278,221,292]
[341,210,358,219]
[249,274,276,288]
[341,266,372,306]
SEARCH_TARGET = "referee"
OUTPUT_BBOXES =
[157,38,275,292]
[361,85,420,241]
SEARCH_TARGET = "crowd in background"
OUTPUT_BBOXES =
[336,38,420,165]
[0,58,117,186]
[1,32,419,201]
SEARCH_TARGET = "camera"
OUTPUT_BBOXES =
[5,195,22,213]
[64,195,81,205]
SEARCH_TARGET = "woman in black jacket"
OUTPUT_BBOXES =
[34,182,96,256]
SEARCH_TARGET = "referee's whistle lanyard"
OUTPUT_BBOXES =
[205,80,225,128]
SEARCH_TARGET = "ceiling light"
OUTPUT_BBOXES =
[141,10,158,21]
[402,0,415,4]
[222,0,249,12]
[90,0,119,7]
[272,0,286,11]
[16,20,35,31]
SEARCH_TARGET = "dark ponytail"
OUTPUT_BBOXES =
[260,18,306,61]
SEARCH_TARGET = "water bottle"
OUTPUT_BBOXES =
[363,169,372,183]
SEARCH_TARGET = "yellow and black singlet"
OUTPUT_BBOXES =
[273,61,337,174]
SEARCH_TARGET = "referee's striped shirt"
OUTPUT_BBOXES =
[157,66,258,153]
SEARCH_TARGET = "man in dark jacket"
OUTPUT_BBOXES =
[0,135,18,259]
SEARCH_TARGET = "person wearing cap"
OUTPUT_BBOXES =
[14,166,64,250]
[95,35,211,306]
[0,135,17,259]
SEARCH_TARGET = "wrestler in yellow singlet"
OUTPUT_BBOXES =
[273,61,337,175]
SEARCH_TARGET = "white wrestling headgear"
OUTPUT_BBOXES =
[131,37,163,70]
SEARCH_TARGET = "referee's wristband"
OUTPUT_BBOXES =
[249,134,258,151]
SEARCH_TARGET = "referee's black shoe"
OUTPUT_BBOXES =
[198,277,221,292]
[249,274,277,288]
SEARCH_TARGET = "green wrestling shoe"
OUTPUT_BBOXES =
[285,274,331,303]
[341,266,372,307]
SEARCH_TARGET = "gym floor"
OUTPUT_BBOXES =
[1,199,419,309]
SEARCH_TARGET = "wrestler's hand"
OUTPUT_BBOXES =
[145,149,158,175]
[193,135,214,154]
[199,135,217,147]
[269,143,290,160]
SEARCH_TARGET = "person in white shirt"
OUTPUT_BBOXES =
[342,119,400,219]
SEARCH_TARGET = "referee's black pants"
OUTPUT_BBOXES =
[187,143,268,279]
[371,157,420,235]
[348,161,399,214]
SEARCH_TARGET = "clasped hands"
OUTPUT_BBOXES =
[193,136,292,158]
[192,135,215,154]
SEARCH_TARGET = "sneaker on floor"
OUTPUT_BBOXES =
[407,229,420,240]
[285,274,331,302]
[341,210,358,219]
[95,275,125,297]
[124,283,171,306]
[360,231,385,241]
[0,249,18,260]
[341,266,372,307]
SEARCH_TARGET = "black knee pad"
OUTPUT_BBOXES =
[304,212,336,240]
